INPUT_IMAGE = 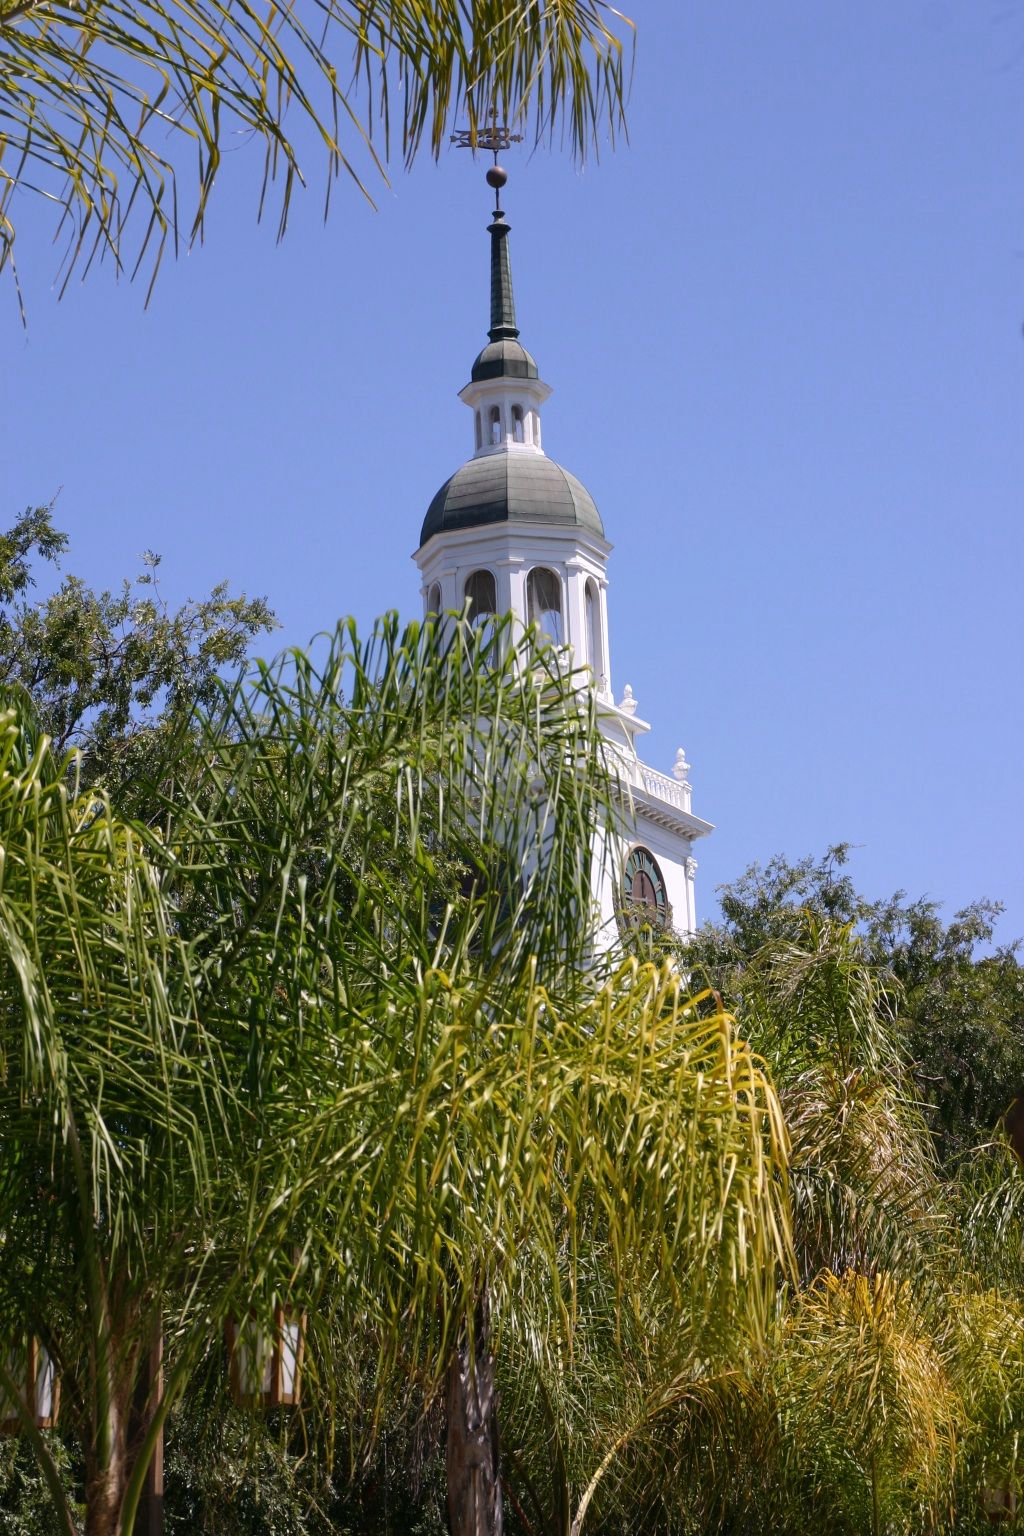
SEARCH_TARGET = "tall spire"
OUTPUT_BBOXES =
[486,167,519,342]
[450,119,524,348]
[451,128,544,394]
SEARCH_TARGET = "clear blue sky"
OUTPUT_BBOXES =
[6,1,1023,940]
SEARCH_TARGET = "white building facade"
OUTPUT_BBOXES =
[414,171,712,947]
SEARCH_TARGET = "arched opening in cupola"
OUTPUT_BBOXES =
[585,579,602,677]
[489,405,502,445]
[512,404,525,443]
[426,583,442,616]
[474,412,483,450]
[464,569,497,626]
[527,567,564,646]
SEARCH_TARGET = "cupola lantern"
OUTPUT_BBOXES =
[416,160,611,696]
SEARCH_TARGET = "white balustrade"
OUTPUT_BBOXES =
[612,756,693,816]
[638,763,687,811]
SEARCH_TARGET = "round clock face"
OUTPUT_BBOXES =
[620,846,668,929]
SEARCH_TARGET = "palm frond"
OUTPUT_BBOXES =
[773,1270,959,1536]
[0,0,634,297]
[152,613,790,1441]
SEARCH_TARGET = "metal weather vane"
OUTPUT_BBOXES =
[451,110,521,208]
[450,109,523,157]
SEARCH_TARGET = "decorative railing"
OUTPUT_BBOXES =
[639,763,691,812]
[614,757,693,815]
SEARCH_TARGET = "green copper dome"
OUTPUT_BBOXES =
[420,453,604,547]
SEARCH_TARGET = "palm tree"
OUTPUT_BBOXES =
[0,614,791,1536]
[0,0,632,301]
[679,912,1024,1536]
[0,697,247,1536]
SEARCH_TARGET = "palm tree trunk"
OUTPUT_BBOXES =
[870,1450,880,1536]
[83,1398,128,1536]
[446,1290,503,1536]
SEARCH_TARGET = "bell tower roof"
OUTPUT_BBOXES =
[421,453,603,545]
[470,336,539,383]
[417,159,602,551]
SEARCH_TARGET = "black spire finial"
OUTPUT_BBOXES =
[485,167,518,342]
[451,114,524,343]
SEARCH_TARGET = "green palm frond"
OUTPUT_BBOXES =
[0,691,249,1531]
[0,697,235,1272]
[157,611,614,994]
[143,612,792,1507]
[740,913,903,1081]
[498,1255,762,1536]
[155,613,791,1386]
[0,0,634,299]
[705,914,946,1285]
[784,1062,947,1284]
[670,900,1024,1535]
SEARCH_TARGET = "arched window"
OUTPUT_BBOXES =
[474,412,482,451]
[585,580,601,674]
[527,567,563,645]
[489,405,502,445]
[426,583,442,616]
[512,404,525,443]
[464,569,497,625]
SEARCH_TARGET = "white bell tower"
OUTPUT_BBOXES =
[414,161,712,946]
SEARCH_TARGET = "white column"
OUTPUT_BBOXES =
[683,854,698,934]
[564,561,588,663]
[494,559,515,618]
[507,562,529,629]
[598,580,613,697]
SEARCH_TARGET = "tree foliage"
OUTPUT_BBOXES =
[668,855,1024,1536]
[0,610,790,1536]
[2,512,1021,1534]
[0,502,275,802]
[690,843,1024,1166]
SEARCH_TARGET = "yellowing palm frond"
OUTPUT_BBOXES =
[774,1270,957,1536]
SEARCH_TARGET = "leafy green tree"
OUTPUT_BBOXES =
[864,892,1024,1165]
[0,502,275,803]
[689,844,1024,1167]
[0,1434,81,1534]
[163,1403,336,1536]
[0,0,632,300]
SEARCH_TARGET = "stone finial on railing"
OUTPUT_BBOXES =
[673,747,693,811]
[619,684,637,716]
